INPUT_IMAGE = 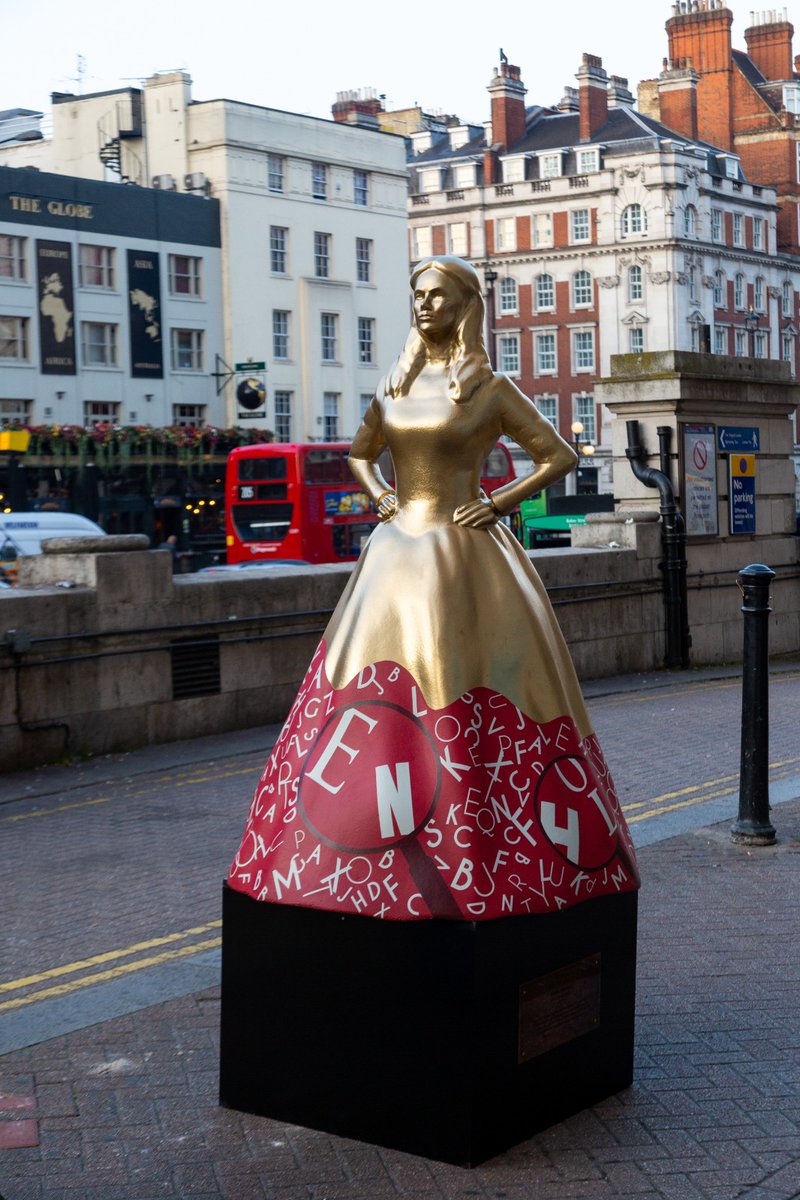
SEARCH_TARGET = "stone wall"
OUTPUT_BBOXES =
[0,532,668,773]
[1,489,797,774]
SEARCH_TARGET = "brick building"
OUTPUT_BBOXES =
[401,53,796,492]
[640,2,800,255]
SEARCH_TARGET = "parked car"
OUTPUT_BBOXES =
[0,512,107,583]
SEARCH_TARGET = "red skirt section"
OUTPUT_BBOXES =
[227,644,640,920]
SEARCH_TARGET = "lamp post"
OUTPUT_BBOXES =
[484,268,498,370]
[570,419,596,495]
[744,304,760,358]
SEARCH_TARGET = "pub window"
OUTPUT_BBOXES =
[170,328,204,371]
[81,322,118,367]
[0,235,26,281]
[168,254,202,297]
[78,244,114,289]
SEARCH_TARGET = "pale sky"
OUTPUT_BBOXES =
[0,0,759,129]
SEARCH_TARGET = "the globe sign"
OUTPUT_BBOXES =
[237,377,266,410]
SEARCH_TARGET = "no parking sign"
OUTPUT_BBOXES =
[729,453,756,534]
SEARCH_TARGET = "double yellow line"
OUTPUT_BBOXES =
[621,755,800,824]
[0,920,222,1014]
[2,746,798,1016]
[0,762,262,825]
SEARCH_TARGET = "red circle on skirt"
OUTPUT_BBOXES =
[534,754,619,871]
[298,701,441,853]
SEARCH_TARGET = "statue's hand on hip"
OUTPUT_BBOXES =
[452,497,499,528]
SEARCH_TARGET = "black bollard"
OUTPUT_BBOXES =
[731,564,777,846]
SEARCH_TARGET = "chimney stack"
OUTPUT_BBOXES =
[486,54,527,152]
[576,54,609,141]
[331,88,384,128]
[608,75,634,107]
[744,10,794,83]
[658,60,699,139]
[666,2,733,148]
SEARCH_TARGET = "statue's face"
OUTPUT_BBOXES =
[412,269,464,343]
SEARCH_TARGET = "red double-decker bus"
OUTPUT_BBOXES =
[226,441,515,565]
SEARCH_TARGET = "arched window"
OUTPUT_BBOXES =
[684,205,697,237]
[734,273,745,309]
[498,276,518,314]
[621,203,647,236]
[782,279,793,316]
[628,265,643,302]
[535,273,555,309]
[571,270,592,307]
[714,270,725,307]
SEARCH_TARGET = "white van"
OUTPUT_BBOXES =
[0,512,106,559]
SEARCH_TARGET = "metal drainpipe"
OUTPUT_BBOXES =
[625,420,691,669]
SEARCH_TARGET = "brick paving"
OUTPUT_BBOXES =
[1,668,799,1199]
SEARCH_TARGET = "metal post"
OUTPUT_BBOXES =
[731,563,777,845]
[625,421,690,669]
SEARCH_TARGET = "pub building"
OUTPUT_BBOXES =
[0,164,229,555]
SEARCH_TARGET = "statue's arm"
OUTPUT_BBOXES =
[489,377,578,516]
[347,395,397,522]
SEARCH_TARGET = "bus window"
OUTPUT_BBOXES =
[304,448,349,483]
[332,521,374,558]
[231,502,293,543]
[483,445,511,480]
[240,455,288,481]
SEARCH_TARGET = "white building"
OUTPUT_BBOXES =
[0,74,410,441]
[0,163,224,430]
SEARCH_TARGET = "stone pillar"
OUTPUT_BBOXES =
[595,351,800,663]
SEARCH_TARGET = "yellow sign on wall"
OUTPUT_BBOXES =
[0,430,31,453]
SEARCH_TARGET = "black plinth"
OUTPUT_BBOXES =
[219,883,637,1167]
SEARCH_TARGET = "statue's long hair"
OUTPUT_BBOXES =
[381,256,493,404]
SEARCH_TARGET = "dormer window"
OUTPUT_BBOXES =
[503,157,527,183]
[419,168,443,193]
[539,153,562,180]
[576,147,599,174]
[453,163,476,188]
[783,85,800,114]
[723,156,739,180]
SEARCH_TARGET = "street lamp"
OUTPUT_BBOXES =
[570,419,597,497]
[484,267,498,370]
[744,305,760,358]
[570,420,596,459]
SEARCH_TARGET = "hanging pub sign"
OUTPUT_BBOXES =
[728,453,756,535]
[681,423,718,536]
[127,250,163,378]
[236,374,266,421]
[36,239,76,375]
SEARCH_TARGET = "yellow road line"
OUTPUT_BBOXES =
[0,920,222,995]
[1,796,112,823]
[0,938,221,1014]
[621,755,800,817]
[622,773,739,813]
[627,785,746,824]
[1,763,263,825]
[596,671,800,709]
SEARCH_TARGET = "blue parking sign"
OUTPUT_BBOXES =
[729,454,756,534]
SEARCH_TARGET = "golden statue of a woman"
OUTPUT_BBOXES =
[228,257,639,920]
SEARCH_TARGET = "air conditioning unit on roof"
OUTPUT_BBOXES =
[151,173,177,190]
